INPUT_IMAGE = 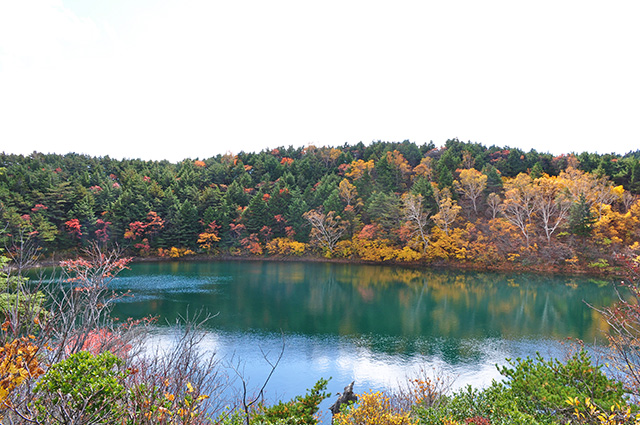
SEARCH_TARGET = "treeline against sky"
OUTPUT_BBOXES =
[1,139,639,270]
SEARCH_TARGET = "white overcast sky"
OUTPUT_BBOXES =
[1,0,639,162]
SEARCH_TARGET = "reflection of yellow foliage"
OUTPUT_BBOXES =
[328,263,611,341]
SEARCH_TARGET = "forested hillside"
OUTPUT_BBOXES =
[1,139,639,271]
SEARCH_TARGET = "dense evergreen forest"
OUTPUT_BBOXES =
[1,139,639,272]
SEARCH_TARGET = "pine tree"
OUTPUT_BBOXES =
[374,153,396,192]
[243,192,270,234]
[179,200,200,248]
[323,189,342,214]
[286,188,309,242]
[569,195,596,236]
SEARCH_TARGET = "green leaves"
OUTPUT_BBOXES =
[253,378,331,425]
[35,351,129,423]
[496,350,626,422]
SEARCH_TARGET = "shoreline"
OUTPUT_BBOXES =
[15,252,619,280]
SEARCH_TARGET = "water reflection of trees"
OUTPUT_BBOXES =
[113,261,616,356]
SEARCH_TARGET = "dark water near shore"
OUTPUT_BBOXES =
[104,260,616,416]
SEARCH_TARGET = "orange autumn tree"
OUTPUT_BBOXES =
[413,157,435,182]
[0,336,44,405]
[240,233,262,255]
[386,150,413,190]
[197,221,221,253]
[350,225,398,262]
[346,159,374,181]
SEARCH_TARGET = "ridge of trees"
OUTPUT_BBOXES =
[1,139,639,270]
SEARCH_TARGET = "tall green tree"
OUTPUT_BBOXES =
[179,200,200,249]
[243,192,270,234]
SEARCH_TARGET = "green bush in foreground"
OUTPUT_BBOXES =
[414,350,629,425]
[34,351,129,424]
[221,378,330,425]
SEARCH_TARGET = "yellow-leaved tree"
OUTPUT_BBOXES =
[455,168,487,215]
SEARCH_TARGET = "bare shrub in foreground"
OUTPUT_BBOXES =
[390,366,454,414]
[125,311,229,424]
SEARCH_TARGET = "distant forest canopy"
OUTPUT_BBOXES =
[1,139,639,269]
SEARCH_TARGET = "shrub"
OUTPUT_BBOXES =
[390,367,453,413]
[415,350,627,425]
[414,385,542,425]
[333,390,416,425]
[251,378,330,425]
[34,351,129,424]
[265,238,306,256]
[127,380,210,424]
[496,350,626,421]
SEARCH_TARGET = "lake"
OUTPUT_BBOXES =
[109,260,616,415]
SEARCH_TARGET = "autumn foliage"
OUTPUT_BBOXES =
[0,140,639,272]
[0,335,44,404]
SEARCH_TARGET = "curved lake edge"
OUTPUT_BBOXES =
[109,260,619,422]
[18,257,622,423]
[17,252,624,280]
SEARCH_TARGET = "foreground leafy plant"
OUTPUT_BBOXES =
[250,378,330,425]
[415,350,628,425]
[567,396,640,424]
[333,390,416,425]
[496,350,626,421]
[0,335,44,405]
[34,350,129,424]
